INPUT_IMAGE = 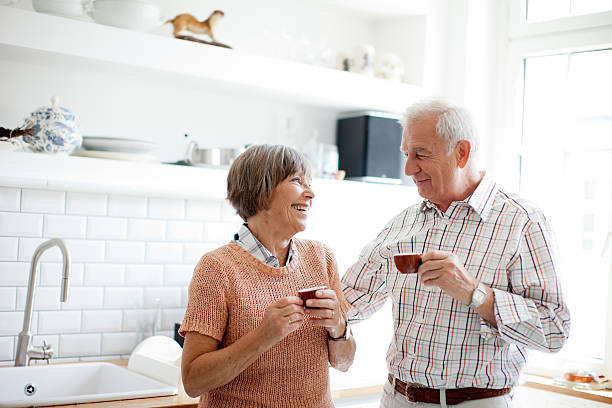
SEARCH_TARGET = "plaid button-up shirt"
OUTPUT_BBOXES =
[341,173,570,389]
[234,224,295,267]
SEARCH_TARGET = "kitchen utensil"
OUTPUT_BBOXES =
[82,135,158,153]
[184,140,244,167]
[22,96,82,154]
[32,0,85,17]
[85,0,162,31]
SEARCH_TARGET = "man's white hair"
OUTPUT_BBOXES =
[399,99,479,154]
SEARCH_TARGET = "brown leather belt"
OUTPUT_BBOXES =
[388,374,511,405]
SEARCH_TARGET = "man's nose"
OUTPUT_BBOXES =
[404,154,419,176]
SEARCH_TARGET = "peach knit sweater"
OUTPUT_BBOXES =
[180,239,350,408]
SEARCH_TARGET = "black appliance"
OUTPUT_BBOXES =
[336,112,403,182]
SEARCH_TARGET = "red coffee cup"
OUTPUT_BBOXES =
[298,285,328,306]
[394,253,422,274]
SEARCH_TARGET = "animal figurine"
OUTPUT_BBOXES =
[165,10,225,42]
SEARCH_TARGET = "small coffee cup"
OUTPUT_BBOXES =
[394,253,422,274]
[298,285,328,307]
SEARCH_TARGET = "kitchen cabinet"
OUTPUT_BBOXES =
[0,6,421,114]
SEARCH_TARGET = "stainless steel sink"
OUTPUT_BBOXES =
[0,362,177,407]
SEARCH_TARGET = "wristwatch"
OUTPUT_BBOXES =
[328,321,351,342]
[468,282,487,310]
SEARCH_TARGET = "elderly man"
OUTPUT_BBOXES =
[341,100,570,407]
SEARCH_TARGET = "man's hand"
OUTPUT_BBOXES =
[418,249,477,304]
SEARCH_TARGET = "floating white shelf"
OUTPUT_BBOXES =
[0,6,422,113]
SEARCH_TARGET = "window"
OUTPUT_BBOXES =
[506,0,612,377]
[520,48,612,374]
[526,0,612,21]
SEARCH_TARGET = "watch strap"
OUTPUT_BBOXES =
[468,282,487,310]
[328,321,350,342]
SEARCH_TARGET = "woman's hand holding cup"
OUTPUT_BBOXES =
[258,296,305,346]
[300,287,345,337]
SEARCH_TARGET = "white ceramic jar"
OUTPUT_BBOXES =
[85,0,161,31]
[31,0,85,17]
[22,96,82,154]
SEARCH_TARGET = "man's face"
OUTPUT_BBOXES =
[401,115,460,209]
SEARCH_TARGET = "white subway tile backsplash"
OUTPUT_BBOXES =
[0,237,18,261]
[183,243,217,265]
[40,263,84,286]
[21,189,65,214]
[0,336,14,360]
[0,262,29,285]
[0,187,20,211]
[145,242,182,264]
[106,241,145,263]
[0,212,43,237]
[104,287,143,309]
[108,195,147,218]
[161,308,186,330]
[0,312,37,335]
[17,286,60,311]
[186,199,221,221]
[148,198,185,220]
[65,239,106,263]
[127,219,165,241]
[38,311,81,334]
[59,333,100,357]
[61,287,104,310]
[122,309,155,332]
[164,265,194,286]
[0,287,16,311]
[101,332,138,355]
[84,264,124,286]
[125,264,163,286]
[203,222,238,244]
[167,220,203,242]
[82,310,122,332]
[44,214,86,238]
[19,238,61,262]
[144,287,181,308]
[87,216,127,240]
[65,192,107,215]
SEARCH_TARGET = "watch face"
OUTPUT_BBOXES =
[469,284,486,309]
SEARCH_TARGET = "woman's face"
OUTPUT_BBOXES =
[265,172,315,237]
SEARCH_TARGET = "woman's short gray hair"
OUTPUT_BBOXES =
[399,99,479,154]
[227,144,312,221]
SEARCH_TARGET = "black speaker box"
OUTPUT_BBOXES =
[336,113,403,182]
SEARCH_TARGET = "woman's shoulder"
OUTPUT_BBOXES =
[294,238,330,253]
[194,242,237,273]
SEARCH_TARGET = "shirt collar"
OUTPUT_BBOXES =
[418,172,498,222]
[234,223,295,267]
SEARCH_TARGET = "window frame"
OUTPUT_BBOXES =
[501,0,612,378]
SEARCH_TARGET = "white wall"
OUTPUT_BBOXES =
[2,0,428,164]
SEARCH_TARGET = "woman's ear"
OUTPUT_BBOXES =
[455,140,471,169]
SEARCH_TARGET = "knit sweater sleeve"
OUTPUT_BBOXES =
[179,253,228,342]
[323,244,351,316]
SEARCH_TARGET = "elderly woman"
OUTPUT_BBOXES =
[180,144,356,407]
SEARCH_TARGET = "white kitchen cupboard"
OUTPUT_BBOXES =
[0,6,421,114]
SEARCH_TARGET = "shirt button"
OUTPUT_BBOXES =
[415,316,425,324]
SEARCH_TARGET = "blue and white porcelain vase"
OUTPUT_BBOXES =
[22,96,82,154]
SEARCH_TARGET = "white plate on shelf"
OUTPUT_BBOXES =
[72,149,157,162]
[82,136,158,153]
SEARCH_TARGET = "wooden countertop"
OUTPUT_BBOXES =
[8,360,612,407]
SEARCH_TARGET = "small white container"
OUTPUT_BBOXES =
[86,0,161,31]
[32,0,85,17]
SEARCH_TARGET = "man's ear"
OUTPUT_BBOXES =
[455,140,471,169]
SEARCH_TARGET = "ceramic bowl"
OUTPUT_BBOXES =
[87,0,161,31]
[32,0,85,17]
[22,96,82,154]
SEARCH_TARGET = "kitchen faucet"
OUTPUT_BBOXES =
[15,238,71,366]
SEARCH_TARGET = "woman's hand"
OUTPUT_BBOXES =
[257,296,305,346]
[303,288,345,338]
